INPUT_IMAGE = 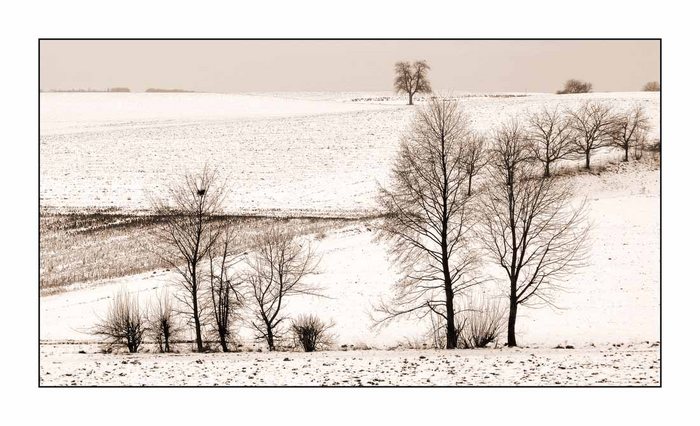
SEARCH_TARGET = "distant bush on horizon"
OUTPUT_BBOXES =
[556,79,593,94]
[642,81,660,92]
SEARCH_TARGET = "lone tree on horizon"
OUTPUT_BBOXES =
[375,97,481,349]
[394,60,432,105]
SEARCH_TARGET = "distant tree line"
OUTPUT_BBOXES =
[145,88,196,93]
[42,87,131,93]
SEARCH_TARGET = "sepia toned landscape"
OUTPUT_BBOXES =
[39,40,660,386]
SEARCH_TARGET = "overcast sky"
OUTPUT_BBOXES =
[40,40,660,93]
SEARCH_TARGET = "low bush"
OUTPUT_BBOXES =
[92,290,147,353]
[458,298,506,349]
[290,314,334,352]
[147,290,181,353]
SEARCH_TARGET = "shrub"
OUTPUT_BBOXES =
[458,298,506,349]
[642,81,660,92]
[290,314,334,352]
[647,138,661,152]
[556,79,592,94]
[147,289,181,353]
[632,136,646,161]
[92,290,147,353]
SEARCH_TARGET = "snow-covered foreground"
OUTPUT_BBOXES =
[40,342,659,386]
[41,162,659,353]
[40,91,659,215]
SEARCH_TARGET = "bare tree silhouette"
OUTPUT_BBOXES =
[207,223,244,352]
[479,119,589,347]
[527,106,575,177]
[464,132,489,196]
[374,97,481,349]
[246,226,321,351]
[568,101,617,169]
[610,104,650,162]
[394,60,432,105]
[150,166,227,352]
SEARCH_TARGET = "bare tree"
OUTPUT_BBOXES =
[394,60,432,106]
[556,79,592,94]
[246,226,320,351]
[464,132,489,196]
[479,119,588,347]
[147,289,182,353]
[610,105,650,162]
[527,106,575,177]
[374,97,481,349]
[93,290,147,353]
[642,81,660,92]
[207,223,244,352]
[151,166,227,352]
[568,101,617,169]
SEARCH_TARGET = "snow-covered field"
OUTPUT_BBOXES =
[39,91,660,386]
[40,91,659,215]
[40,342,659,386]
[39,161,660,349]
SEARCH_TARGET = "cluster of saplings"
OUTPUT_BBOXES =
[94,96,655,354]
[94,170,334,354]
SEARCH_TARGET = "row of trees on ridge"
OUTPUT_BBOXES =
[375,96,653,348]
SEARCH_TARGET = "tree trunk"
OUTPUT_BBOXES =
[467,173,473,197]
[191,261,204,352]
[441,223,457,349]
[192,295,203,352]
[220,334,229,352]
[585,151,591,169]
[544,161,550,178]
[444,280,457,349]
[266,324,275,351]
[624,147,629,162]
[164,328,170,353]
[193,313,203,352]
[408,91,414,106]
[507,298,518,347]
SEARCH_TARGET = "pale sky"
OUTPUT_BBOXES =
[39,40,660,93]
